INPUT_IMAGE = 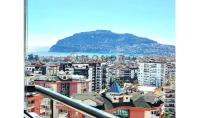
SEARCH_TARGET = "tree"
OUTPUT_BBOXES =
[162,113,170,118]
[28,54,34,61]
[132,56,137,61]
[164,79,171,86]
[27,54,39,61]
[110,55,116,61]
[109,77,114,86]
[34,55,39,61]
[132,79,138,85]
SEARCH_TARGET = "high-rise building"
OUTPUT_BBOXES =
[138,62,166,87]
[89,63,103,92]
[62,63,106,92]
[101,63,108,89]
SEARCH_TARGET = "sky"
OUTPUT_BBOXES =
[27,0,175,47]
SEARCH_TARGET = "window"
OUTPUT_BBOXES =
[113,110,129,118]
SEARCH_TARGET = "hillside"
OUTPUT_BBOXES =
[49,30,175,56]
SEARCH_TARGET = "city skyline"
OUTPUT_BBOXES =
[27,0,175,47]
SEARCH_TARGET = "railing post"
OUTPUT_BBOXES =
[50,99,53,118]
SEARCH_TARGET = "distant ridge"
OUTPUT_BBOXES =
[49,30,175,56]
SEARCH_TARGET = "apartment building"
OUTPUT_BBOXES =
[62,63,106,92]
[25,64,47,76]
[89,63,103,92]
[163,86,175,118]
[107,64,138,84]
[46,63,60,76]
[138,62,166,87]
[165,62,175,85]
[24,93,49,117]
[29,75,90,118]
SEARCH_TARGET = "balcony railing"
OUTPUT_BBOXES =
[25,85,118,118]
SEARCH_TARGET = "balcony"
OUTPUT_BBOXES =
[24,85,118,118]
[164,90,175,93]
[165,104,175,108]
[165,99,175,103]
[165,96,175,99]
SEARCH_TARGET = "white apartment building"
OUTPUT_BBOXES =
[138,62,166,87]
[89,63,103,92]
[88,67,93,92]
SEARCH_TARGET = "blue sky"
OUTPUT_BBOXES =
[27,0,175,47]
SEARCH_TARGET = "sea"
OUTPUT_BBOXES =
[27,46,133,57]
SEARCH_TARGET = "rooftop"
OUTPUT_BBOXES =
[131,92,163,108]
[33,75,87,82]
[71,92,104,106]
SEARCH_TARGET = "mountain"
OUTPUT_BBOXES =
[49,30,175,56]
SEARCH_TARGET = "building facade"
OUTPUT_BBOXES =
[163,86,175,118]
[138,62,166,87]
[62,63,106,92]
[24,93,46,117]
[30,75,90,118]
[165,62,175,85]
